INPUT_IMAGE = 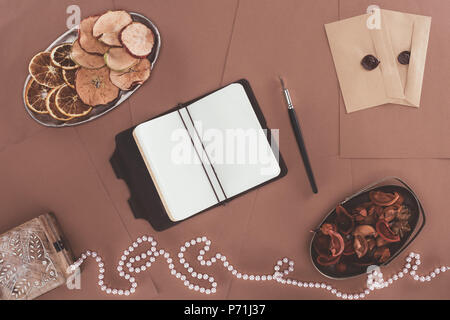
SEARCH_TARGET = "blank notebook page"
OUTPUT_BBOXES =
[187,83,281,198]
[133,112,218,221]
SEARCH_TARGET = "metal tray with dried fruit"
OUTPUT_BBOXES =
[310,177,425,279]
[22,11,160,127]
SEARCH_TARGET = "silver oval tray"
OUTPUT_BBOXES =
[22,12,161,127]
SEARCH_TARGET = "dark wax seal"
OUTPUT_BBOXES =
[361,54,380,70]
[397,51,411,65]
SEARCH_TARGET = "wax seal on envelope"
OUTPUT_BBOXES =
[325,9,431,113]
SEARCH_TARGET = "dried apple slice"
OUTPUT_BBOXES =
[25,79,50,114]
[56,84,92,117]
[62,68,76,88]
[50,43,78,70]
[104,47,139,72]
[75,67,119,106]
[46,87,73,121]
[92,10,132,46]
[79,16,110,55]
[109,58,151,90]
[120,22,154,58]
[29,51,65,88]
[70,40,105,69]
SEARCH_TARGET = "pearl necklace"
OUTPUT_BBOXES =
[69,235,449,299]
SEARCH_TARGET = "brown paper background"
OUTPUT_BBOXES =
[0,0,449,300]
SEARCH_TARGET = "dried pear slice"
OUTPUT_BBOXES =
[70,40,106,69]
[50,43,78,70]
[92,10,132,46]
[28,51,65,88]
[75,67,119,106]
[120,22,154,58]
[62,68,76,88]
[79,16,109,55]
[46,87,73,121]
[110,59,151,90]
[25,78,50,114]
[56,84,92,117]
[104,47,139,72]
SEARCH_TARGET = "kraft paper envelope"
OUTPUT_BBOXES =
[325,9,431,113]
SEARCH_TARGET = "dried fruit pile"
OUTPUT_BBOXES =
[25,10,153,122]
[313,190,412,275]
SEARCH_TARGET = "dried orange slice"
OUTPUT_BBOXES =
[71,40,105,69]
[75,67,119,106]
[24,78,50,114]
[29,51,65,88]
[56,84,92,117]
[50,43,78,70]
[46,87,73,121]
[110,58,151,90]
[79,16,109,55]
[62,68,76,88]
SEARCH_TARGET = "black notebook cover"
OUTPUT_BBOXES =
[110,79,288,231]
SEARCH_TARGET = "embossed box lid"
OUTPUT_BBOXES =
[0,213,74,300]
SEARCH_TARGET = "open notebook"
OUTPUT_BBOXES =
[133,82,282,222]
